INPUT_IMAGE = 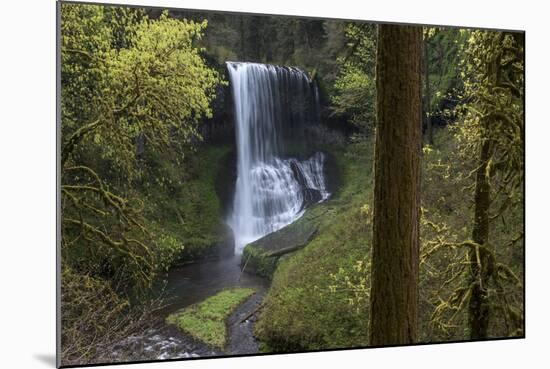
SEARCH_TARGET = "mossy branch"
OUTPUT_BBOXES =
[61,119,102,167]
[62,165,154,289]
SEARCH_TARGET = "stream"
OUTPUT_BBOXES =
[108,62,326,362]
[109,255,268,362]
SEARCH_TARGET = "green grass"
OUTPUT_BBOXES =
[166,288,255,348]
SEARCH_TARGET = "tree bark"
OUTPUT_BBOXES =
[424,38,434,145]
[469,135,492,339]
[369,24,422,346]
[468,43,501,340]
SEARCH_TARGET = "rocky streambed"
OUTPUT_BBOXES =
[105,255,267,363]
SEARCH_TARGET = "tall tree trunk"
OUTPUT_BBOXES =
[424,38,434,145]
[468,46,501,340]
[370,24,422,346]
[469,134,492,339]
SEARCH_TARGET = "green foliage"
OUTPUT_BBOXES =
[332,63,374,129]
[61,164,156,290]
[60,4,225,363]
[172,10,351,96]
[456,31,524,196]
[60,265,163,366]
[454,29,523,337]
[256,125,523,349]
[419,128,523,341]
[255,140,374,350]
[142,145,231,261]
[330,24,377,131]
[166,288,255,348]
[61,266,128,362]
[58,5,524,358]
[423,28,468,120]
[61,5,222,177]
[61,3,223,290]
[328,257,370,313]
[418,129,475,339]
[103,6,145,50]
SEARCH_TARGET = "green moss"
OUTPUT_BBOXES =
[255,128,524,350]
[142,144,233,263]
[242,204,324,279]
[241,245,279,280]
[166,288,255,349]
[254,139,375,351]
[417,128,524,341]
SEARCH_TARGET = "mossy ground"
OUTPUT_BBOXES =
[255,127,524,350]
[166,288,255,348]
[254,138,375,351]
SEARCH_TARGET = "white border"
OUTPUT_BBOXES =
[1,0,548,368]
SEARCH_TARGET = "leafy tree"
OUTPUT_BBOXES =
[331,24,377,132]
[423,28,468,144]
[458,30,524,339]
[60,4,222,363]
[422,30,524,340]
[62,6,220,180]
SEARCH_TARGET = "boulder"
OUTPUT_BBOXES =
[241,209,319,279]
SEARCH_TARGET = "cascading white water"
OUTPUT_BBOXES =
[227,62,329,253]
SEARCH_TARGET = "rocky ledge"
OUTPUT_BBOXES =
[240,206,324,279]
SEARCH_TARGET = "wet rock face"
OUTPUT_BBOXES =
[214,222,236,259]
[290,160,308,187]
[215,148,237,219]
[199,82,235,145]
[301,188,323,210]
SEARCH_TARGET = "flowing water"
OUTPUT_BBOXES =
[227,62,329,253]
[109,62,329,362]
[108,256,267,362]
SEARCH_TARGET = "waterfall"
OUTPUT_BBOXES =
[226,62,329,253]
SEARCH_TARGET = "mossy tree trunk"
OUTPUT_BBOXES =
[369,24,422,346]
[458,30,525,340]
[469,133,492,339]
[468,49,500,340]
